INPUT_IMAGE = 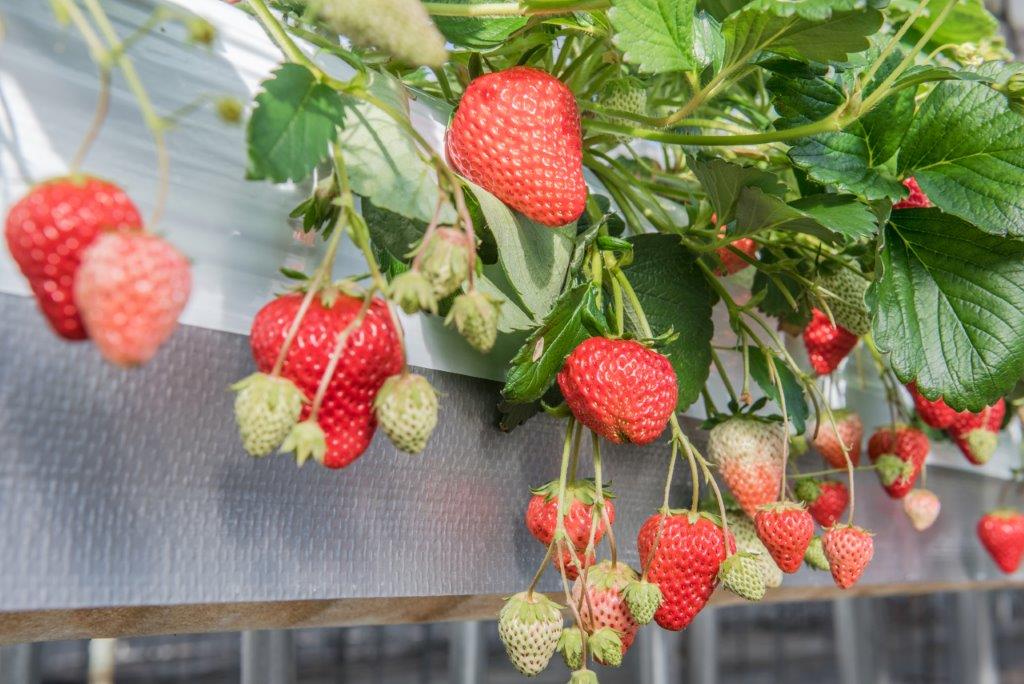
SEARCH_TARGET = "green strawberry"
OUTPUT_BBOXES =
[588,627,624,668]
[303,0,448,68]
[389,270,438,315]
[498,592,563,676]
[373,373,439,454]
[446,290,501,353]
[598,77,648,143]
[804,535,831,571]
[719,552,767,601]
[622,578,663,625]
[418,228,470,298]
[819,269,871,337]
[727,512,783,588]
[231,372,306,457]
[557,626,584,670]
[569,671,599,684]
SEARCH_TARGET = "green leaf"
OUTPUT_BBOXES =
[502,284,607,403]
[338,71,451,223]
[722,0,882,67]
[246,63,346,183]
[871,208,1024,411]
[749,349,809,434]
[891,65,997,91]
[463,180,576,321]
[431,0,527,47]
[752,248,813,327]
[769,53,913,201]
[898,69,1024,238]
[688,156,787,225]
[913,0,999,46]
[693,11,726,71]
[361,199,426,261]
[610,0,699,73]
[620,234,714,411]
[476,269,537,333]
[734,188,878,242]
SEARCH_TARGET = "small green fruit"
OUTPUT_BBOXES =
[373,373,439,454]
[231,372,305,457]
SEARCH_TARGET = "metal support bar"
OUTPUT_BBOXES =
[636,624,683,684]
[241,630,296,684]
[956,591,998,684]
[450,620,486,684]
[688,608,718,684]
[0,644,40,684]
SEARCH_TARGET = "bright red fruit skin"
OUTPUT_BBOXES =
[805,481,849,529]
[893,177,931,210]
[907,382,959,429]
[4,177,142,339]
[557,337,678,445]
[715,237,757,276]
[978,510,1024,574]
[754,504,815,573]
[446,66,587,227]
[803,308,858,375]
[525,486,615,580]
[250,293,403,469]
[636,512,732,631]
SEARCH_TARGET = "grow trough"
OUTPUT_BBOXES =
[1,0,1022,645]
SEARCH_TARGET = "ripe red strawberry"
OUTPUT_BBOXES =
[977,509,1024,574]
[707,417,785,518]
[948,398,1005,465]
[446,66,586,227]
[803,308,858,375]
[903,489,940,531]
[636,511,732,631]
[74,232,191,366]
[754,502,815,573]
[867,425,929,499]
[4,177,142,339]
[249,292,403,469]
[715,236,757,276]
[526,479,615,581]
[572,561,639,663]
[812,411,862,468]
[822,524,874,588]
[906,382,959,430]
[892,177,931,210]
[795,479,849,529]
[557,337,677,445]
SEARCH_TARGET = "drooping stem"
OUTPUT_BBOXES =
[69,68,110,173]
[591,433,617,567]
[81,0,169,226]
[527,418,576,600]
[308,291,376,421]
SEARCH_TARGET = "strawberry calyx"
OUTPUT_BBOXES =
[985,507,1021,519]
[581,560,637,592]
[557,627,584,670]
[588,627,624,667]
[794,478,822,503]
[280,418,327,466]
[874,454,914,486]
[530,478,615,503]
[501,591,563,624]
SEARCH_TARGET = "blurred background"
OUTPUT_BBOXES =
[4,588,1024,683]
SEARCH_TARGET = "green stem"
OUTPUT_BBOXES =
[858,0,933,89]
[860,0,959,113]
[591,433,616,567]
[585,110,843,146]
[82,0,169,226]
[709,348,739,405]
[247,0,319,71]
[422,0,610,16]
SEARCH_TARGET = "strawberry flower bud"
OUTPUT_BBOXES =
[446,290,501,353]
[389,270,438,315]
[556,626,584,670]
[587,627,623,668]
[418,227,470,298]
[280,419,327,467]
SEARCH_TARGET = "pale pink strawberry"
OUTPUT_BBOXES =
[74,232,191,366]
[572,561,640,664]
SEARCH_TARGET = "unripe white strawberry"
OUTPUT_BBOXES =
[819,269,871,336]
[446,289,501,353]
[232,372,305,457]
[418,228,470,298]
[498,592,563,677]
[373,373,439,454]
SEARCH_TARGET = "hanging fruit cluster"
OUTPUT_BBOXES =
[7,2,1024,680]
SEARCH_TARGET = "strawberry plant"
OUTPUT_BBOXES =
[9,0,1024,677]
